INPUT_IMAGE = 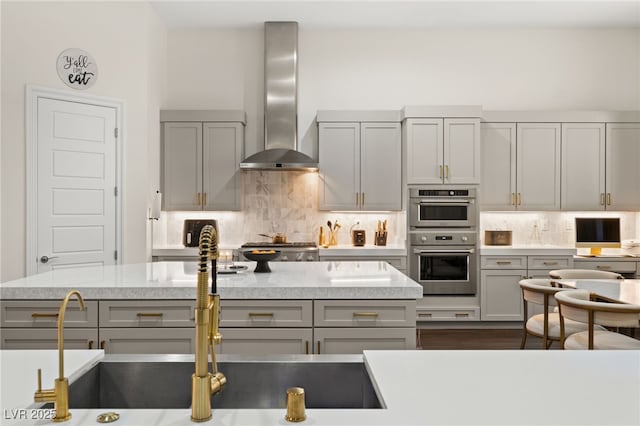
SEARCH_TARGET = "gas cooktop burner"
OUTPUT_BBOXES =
[241,242,317,248]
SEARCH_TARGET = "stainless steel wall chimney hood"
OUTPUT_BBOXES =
[240,22,318,171]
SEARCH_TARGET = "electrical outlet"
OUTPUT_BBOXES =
[540,218,549,231]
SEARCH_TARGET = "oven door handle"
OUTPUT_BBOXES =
[416,199,471,204]
[414,249,475,254]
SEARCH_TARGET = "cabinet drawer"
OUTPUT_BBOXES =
[219,300,312,327]
[527,256,573,270]
[314,300,416,327]
[416,307,479,321]
[574,260,637,274]
[99,328,195,354]
[481,256,527,269]
[0,328,98,350]
[314,327,416,354]
[0,300,98,328]
[99,300,195,327]
[216,328,313,355]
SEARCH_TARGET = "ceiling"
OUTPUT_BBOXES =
[150,0,640,29]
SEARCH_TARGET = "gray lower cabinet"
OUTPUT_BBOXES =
[480,254,574,321]
[0,329,98,350]
[314,328,415,354]
[313,300,416,354]
[480,269,526,321]
[99,328,194,354]
[216,328,313,355]
[0,300,99,349]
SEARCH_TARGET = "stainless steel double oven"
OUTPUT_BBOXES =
[408,187,479,295]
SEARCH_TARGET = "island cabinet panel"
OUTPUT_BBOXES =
[573,259,638,276]
[219,300,312,328]
[99,300,195,327]
[0,329,98,350]
[314,328,415,354]
[98,328,194,354]
[314,300,416,327]
[0,300,98,328]
[216,328,313,355]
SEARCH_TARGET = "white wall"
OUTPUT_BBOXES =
[0,1,167,281]
[166,27,640,160]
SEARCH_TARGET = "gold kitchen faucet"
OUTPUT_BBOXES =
[34,290,86,422]
[191,224,226,422]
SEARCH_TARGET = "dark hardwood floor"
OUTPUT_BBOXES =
[416,328,560,350]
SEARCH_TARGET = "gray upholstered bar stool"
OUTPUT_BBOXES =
[555,289,640,350]
[519,279,601,349]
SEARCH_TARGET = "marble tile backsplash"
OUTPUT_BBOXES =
[481,211,639,248]
[153,171,406,248]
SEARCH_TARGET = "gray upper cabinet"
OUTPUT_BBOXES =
[606,123,640,210]
[405,118,480,185]
[561,123,606,210]
[480,122,560,210]
[161,110,245,211]
[317,111,402,211]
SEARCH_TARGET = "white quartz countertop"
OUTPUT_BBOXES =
[0,350,103,411]
[480,246,577,256]
[319,244,406,257]
[2,349,638,425]
[0,261,421,300]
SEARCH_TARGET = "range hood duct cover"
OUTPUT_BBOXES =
[240,21,318,171]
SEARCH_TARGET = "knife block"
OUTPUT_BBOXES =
[374,231,387,246]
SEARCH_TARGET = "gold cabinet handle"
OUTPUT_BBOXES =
[353,312,379,318]
[316,341,321,354]
[600,193,605,206]
[455,313,469,318]
[607,193,612,206]
[196,192,201,206]
[87,339,94,349]
[496,261,512,265]
[439,165,443,179]
[31,313,59,318]
[517,193,522,205]
[100,340,106,350]
[361,192,365,207]
[248,312,274,318]
[136,312,163,318]
[511,193,516,206]
[418,313,432,318]
[203,192,207,206]
[543,261,559,266]
[355,192,359,207]
[305,340,309,355]
[596,265,611,270]
[445,165,449,179]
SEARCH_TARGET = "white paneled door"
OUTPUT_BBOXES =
[36,97,117,273]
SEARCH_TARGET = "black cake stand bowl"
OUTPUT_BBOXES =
[242,250,282,273]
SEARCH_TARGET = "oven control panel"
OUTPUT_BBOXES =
[410,231,477,245]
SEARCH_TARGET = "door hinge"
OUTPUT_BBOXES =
[114,250,118,261]
[114,186,118,196]
[114,127,119,138]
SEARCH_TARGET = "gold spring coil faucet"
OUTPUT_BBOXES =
[191,224,226,422]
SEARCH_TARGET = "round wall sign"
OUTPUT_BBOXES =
[56,48,98,90]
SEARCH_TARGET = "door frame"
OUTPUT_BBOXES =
[25,85,125,275]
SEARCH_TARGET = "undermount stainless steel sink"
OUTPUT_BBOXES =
[63,355,382,410]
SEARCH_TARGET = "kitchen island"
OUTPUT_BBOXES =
[1,261,421,354]
[1,349,638,425]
